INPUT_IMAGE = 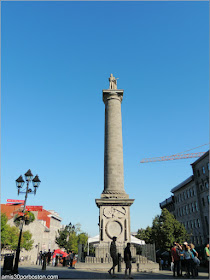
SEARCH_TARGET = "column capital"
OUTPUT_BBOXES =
[102,89,124,104]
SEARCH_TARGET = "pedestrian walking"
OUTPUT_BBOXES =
[108,236,118,276]
[124,242,133,279]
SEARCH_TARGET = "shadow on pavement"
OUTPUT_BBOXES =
[1,266,209,279]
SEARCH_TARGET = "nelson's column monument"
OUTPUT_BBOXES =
[95,74,134,248]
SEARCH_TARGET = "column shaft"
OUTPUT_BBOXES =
[102,91,127,197]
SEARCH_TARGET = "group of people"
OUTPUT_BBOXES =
[37,250,75,269]
[171,242,209,278]
[108,236,133,279]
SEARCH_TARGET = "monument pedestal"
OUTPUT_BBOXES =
[95,199,134,245]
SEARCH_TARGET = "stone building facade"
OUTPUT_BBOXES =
[160,151,209,245]
[191,151,209,243]
[1,204,62,264]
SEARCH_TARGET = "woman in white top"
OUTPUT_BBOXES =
[184,244,192,277]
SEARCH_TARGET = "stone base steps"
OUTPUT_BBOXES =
[75,262,159,272]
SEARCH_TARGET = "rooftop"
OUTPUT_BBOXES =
[191,150,209,166]
[171,175,194,193]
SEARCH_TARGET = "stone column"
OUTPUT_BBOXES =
[102,89,128,199]
[95,75,134,247]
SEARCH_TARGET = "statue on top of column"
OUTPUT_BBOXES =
[109,74,119,90]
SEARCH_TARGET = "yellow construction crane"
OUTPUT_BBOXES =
[140,143,209,163]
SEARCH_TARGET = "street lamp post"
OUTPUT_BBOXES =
[13,169,41,273]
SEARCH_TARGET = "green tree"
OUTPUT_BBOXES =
[56,228,68,249]
[1,213,9,249]
[55,223,88,254]
[78,232,88,246]
[136,226,152,244]
[136,209,189,251]
[21,230,34,251]
[67,231,78,253]
[1,213,34,251]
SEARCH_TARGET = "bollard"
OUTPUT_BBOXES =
[118,253,122,272]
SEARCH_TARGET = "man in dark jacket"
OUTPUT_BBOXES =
[108,236,118,276]
[124,243,133,279]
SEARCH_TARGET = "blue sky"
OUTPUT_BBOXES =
[1,1,209,237]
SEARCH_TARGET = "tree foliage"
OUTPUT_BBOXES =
[136,209,189,251]
[21,230,34,251]
[1,213,34,251]
[55,222,88,253]
[136,226,153,244]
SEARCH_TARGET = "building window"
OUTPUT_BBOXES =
[197,219,200,228]
[194,220,197,228]
[192,203,195,212]
[188,204,191,213]
[192,188,195,196]
[208,163,209,171]
[180,208,182,216]
[205,216,209,228]
[197,170,200,177]
[183,207,185,215]
[189,188,192,197]
[200,184,203,191]
[195,202,198,211]
[202,198,205,207]
[202,166,205,174]
[205,181,209,189]
[183,191,186,200]
[187,190,190,198]
[207,195,209,205]
[200,236,203,244]
[186,205,189,215]
[191,220,194,228]
[196,236,199,245]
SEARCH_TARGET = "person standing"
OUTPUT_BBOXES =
[124,243,133,279]
[55,255,58,267]
[189,243,199,277]
[47,249,51,266]
[108,236,118,276]
[184,244,192,277]
[171,242,181,277]
[42,252,47,270]
[179,245,186,276]
[70,251,74,268]
[38,251,43,266]
[204,243,209,272]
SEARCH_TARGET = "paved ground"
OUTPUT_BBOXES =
[1,265,209,279]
